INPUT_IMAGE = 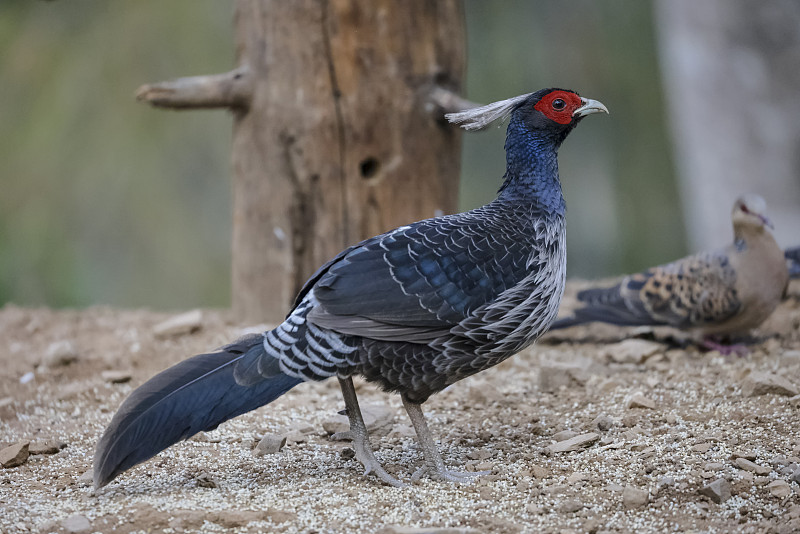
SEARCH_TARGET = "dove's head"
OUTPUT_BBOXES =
[732,194,774,234]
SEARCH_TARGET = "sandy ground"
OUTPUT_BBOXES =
[2,279,800,534]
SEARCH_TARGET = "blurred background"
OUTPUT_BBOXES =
[2,0,799,310]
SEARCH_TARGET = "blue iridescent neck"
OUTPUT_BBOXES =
[498,114,566,216]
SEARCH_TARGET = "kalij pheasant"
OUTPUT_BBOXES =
[94,88,608,488]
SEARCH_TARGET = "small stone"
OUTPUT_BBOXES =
[101,370,132,384]
[28,439,66,455]
[43,340,79,367]
[692,442,712,453]
[284,429,307,443]
[590,414,614,431]
[704,462,724,471]
[735,458,771,475]
[19,371,35,384]
[626,392,657,410]
[467,449,491,461]
[700,478,731,504]
[602,339,662,364]
[475,461,494,472]
[0,441,30,468]
[768,480,792,498]
[732,450,757,461]
[77,469,93,485]
[559,498,584,513]
[657,476,675,488]
[195,471,217,488]
[553,430,578,442]
[622,485,649,509]
[254,434,286,456]
[547,432,599,454]
[153,309,203,338]
[322,404,394,437]
[531,465,551,479]
[525,503,542,515]
[742,372,798,397]
[567,472,588,484]
[61,514,91,533]
[665,413,677,424]
[538,358,590,393]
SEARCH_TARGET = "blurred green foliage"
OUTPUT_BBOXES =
[0,1,684,309]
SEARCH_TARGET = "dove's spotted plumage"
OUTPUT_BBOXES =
[551,194,789,337]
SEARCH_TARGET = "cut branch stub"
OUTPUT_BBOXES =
[136,66,253,110]
[425,85,480,119]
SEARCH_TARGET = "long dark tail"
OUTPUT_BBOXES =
[93,334,302,488]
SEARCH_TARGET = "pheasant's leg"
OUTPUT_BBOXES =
[337,377,405,487]
[401,395,489,483]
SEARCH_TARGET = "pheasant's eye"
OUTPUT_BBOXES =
[552,98,566,111]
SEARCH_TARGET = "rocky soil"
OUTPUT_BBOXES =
[1,279,800,533]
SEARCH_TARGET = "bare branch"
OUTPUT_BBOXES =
[136,66,253,110]
[425,86,480,120]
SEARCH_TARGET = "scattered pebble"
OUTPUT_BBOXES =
[195,471,217,488]
[734,457,771,475]
[322,404,394,437]
[28,439,66,456]
[43,340,79,367]
[100,370,132,384]
[19,371,35,385]
[622,485,649,509]
[559,498,584,513]
[538,358,590,393]
[547,432,599,453]
[767,480,792,499]
[153,310,203,338]
[626,392,657,410]
[61,514,90,533]
[742,371,798,397]
[552,430,578,442]
[77,469,93,486]
[602,339,663,364]
[0,441,30,468]
[699,478,731,504]
[254,434,287,456]
[732,450,757,461]
[590,414,614,431]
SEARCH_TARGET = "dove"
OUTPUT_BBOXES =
[550,194,789,353]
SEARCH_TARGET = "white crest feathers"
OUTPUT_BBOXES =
[445,92,533,131]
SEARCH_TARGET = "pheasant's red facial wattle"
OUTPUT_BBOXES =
[533,90,583,125]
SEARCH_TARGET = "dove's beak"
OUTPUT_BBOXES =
[574,98,609,118]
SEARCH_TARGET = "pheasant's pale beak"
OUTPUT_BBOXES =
[574,98,609,118]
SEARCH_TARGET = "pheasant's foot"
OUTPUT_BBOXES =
[351,433,405,487]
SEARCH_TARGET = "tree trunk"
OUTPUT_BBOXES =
[137,0,468,323]
[655,0,800,251]
[230,0,465,322]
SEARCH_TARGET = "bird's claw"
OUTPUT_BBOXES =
[352,438,405,487]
